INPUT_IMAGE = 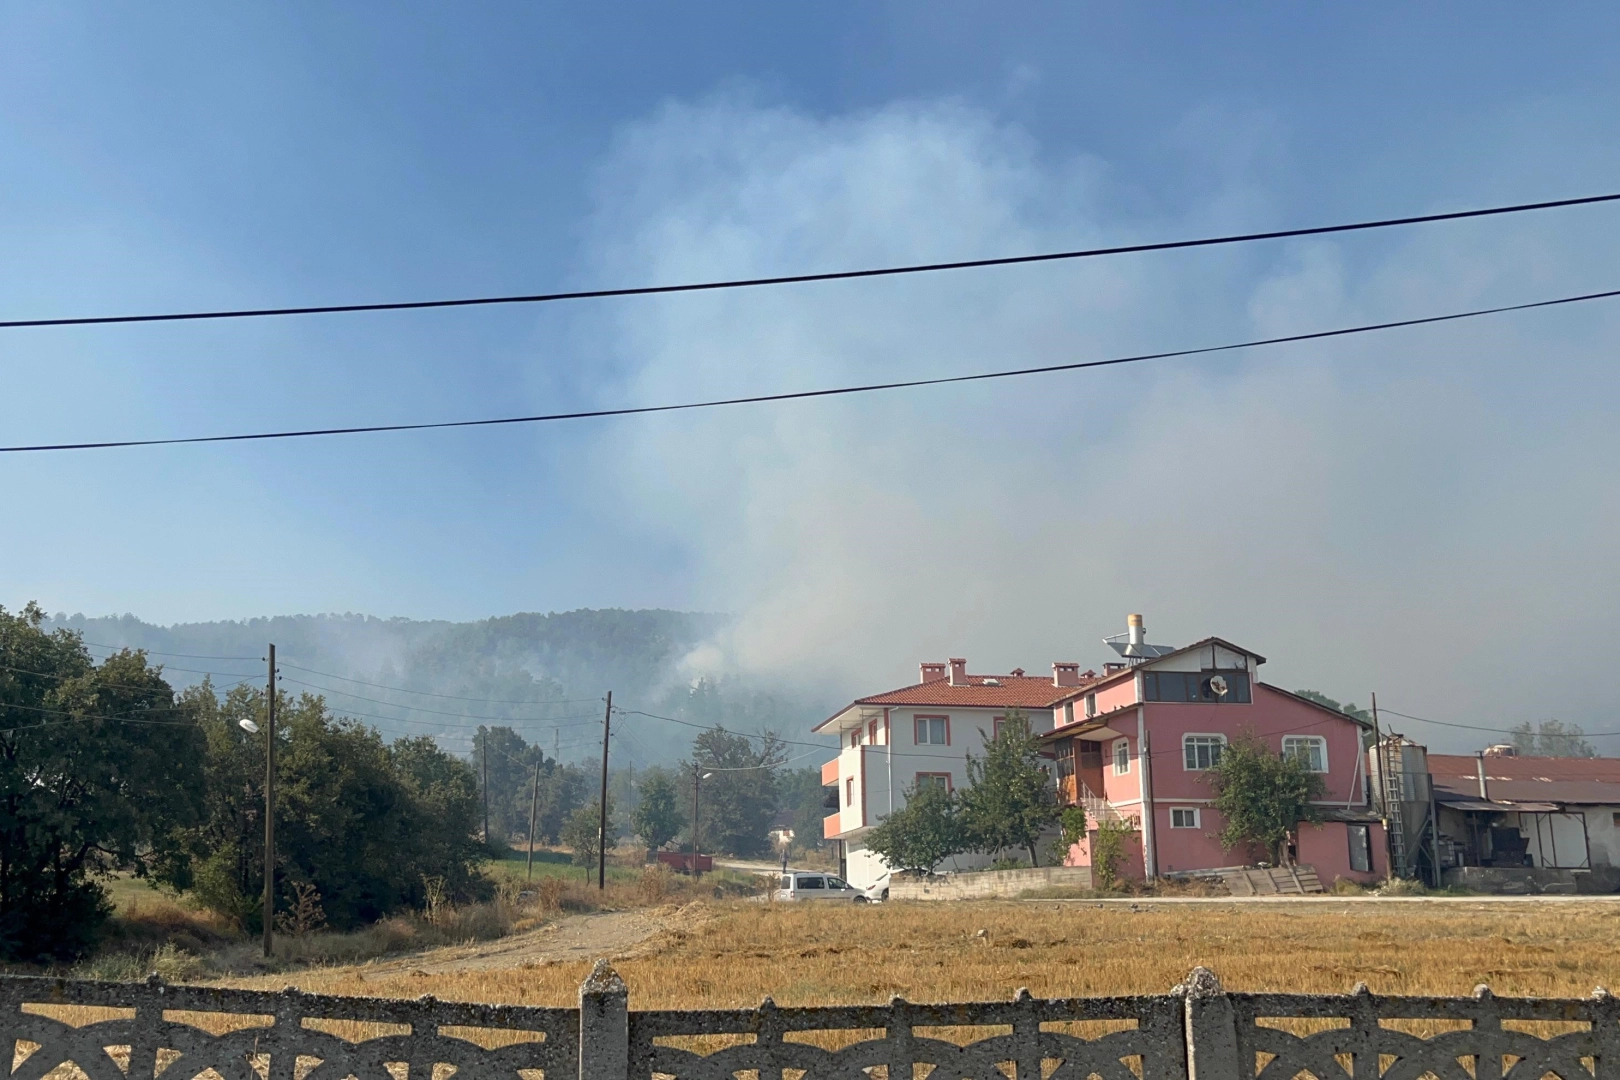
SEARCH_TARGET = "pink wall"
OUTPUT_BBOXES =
[1297,820,1387,885]
[1144,685,1367,805]
[1092,677,1140,716]
[1066,823,1145,881]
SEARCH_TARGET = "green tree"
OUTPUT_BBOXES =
[1205,734,1326,865]
[561,798,615,867]
[171,685,488,931]
[0,604,206,960]
[958,710,1061,865]
[631,767,684,852]
[864,781,966,875]
[1509,719,1596,758]
[685,726,785,857]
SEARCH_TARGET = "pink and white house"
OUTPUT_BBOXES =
[818,615,1387,889]
[1043,622,1386,884]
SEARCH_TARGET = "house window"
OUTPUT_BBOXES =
[1183,734,1227,771]
[1170,807,1200,829]
[850,729,861,749]
[915,716,949,745]
[845,777,854,806]
[1063,702,1074,725]
[1143,670,1252,704]
[868,719,879,745]
[1085,692,1097,718]
[915,772,952,792]
[1282,735,1329,772]
[1347,824,1372,873]
[992,715,1026,739]
[1112,738,1130,775]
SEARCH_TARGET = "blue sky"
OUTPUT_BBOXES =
[5,4,1620,743]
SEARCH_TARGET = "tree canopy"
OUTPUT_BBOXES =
[0,604,206,960]
[863,780,965,875]
[685,725,786,856]
[631,766,684,852]
[958,711,1061,865]
[1204,734,1326,865]
[1510,719,1596,758]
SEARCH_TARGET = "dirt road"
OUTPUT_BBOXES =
[356,910,665,976]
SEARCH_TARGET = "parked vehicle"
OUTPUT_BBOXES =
[773,871,867,902]
[861,872,891,902]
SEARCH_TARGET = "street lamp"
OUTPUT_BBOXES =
[692,769,714,877]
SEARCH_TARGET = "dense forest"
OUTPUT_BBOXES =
[44,609,837,765]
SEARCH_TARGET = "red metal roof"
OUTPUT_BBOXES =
[1429,754,1620,806]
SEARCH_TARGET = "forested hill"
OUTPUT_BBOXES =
[43,608,832,764]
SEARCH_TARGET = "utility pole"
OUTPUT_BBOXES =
[262,643,277,960]
[691,767,702,879]
[1371,692,1394,882]
[481,729,490,846]
[597,692,612,890]
[526,754,542,882]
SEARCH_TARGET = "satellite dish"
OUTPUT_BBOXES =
[1206,675,1229,698]
[238,718,260,734]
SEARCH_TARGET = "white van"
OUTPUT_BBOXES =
[773,871,867,902]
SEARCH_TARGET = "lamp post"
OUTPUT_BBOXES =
[692,769,713,877]
[238,642,276,959]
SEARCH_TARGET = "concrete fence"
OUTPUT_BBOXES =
[4,961,1615,1080]
[888,864,1094,900]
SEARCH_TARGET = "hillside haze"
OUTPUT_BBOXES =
[45,609,835,765]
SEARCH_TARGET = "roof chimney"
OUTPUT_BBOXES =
[947,658,968,686]
[1103,662,1127,675]
[1127,613,1145,649]
[919,662,946,684]
[1053,662,1082,688]
[1475,752,1489,801]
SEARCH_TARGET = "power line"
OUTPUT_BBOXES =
[1378,707,1620,739]
[618,707,834,751]
[277,675,602,724]
[8,283,1618,455]
[3,191,1616,331]
[81,642,262,661]
[276,662,599,705]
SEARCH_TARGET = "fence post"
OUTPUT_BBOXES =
[1180,967,1241,1080]
[580,959,630,1080]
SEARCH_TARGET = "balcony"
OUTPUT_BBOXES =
[821,758,840,785]
[824,812,843,840]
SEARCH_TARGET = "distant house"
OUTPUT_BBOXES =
[815,656,1079,888]
[1041,622,1384,885]
[767,811,796,849]
[818,615,1388,890]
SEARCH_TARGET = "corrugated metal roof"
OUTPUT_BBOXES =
[1429,754,1620,807]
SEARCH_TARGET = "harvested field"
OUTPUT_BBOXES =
[217,897,1620,1008]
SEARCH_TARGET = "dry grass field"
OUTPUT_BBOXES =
[219,898,1620,1009]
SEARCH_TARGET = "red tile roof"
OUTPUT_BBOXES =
[853,673,1094,710]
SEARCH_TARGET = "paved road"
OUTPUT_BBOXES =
[1023,893,1620,905]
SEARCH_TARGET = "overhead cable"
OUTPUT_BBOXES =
[276,662,600,705]
[1378,707,1620,739]
[3,191,1616,330]
[7,284,1618,455]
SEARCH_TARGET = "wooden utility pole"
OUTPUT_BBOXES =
[597,692,612,890]
[526,755,542,882]
[262,643,277,959]
[481,730,489,845]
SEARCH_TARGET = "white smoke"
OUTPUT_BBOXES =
[570,91,1620,748]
